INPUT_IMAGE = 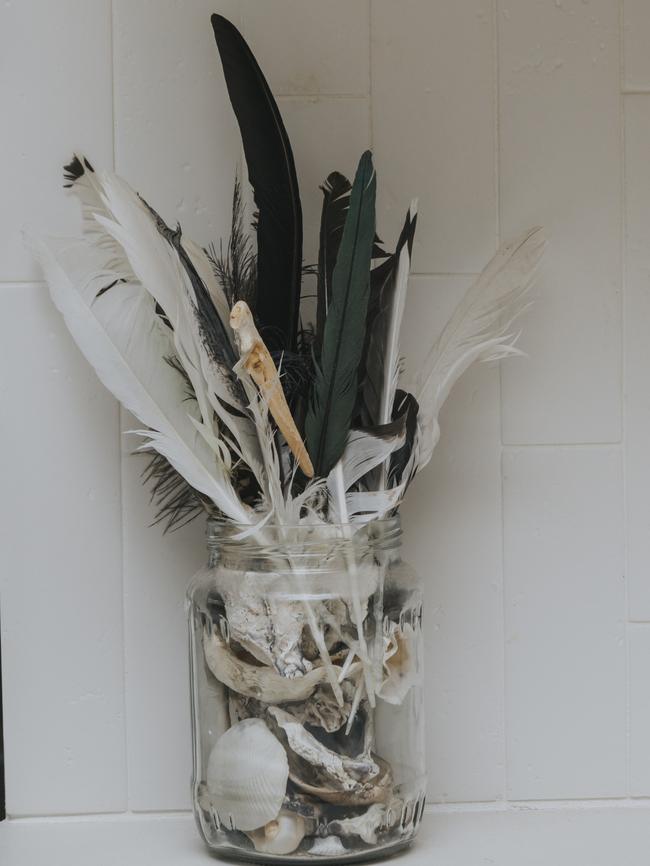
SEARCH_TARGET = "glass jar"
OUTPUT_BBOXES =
[187,518,426,863]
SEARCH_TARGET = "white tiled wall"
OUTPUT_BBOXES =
[1,0,649,818]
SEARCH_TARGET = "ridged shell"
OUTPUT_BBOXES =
[247,811,306,855]
[207,718,289,831]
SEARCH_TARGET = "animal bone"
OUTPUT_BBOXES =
[230,300,314,476]
[203,626,357,703]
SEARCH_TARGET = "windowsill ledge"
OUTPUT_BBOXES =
[1,804,650,864]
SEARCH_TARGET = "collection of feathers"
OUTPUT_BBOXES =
[32,13,545,858]
[33,15,544,537]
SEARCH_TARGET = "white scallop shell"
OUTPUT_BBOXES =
[207,718,289,831]
[247,811,306,855]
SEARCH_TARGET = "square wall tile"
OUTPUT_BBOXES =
[630,625,650,795]
[242,1,370,96]
[113,0,243,252]
[0,0,113,281]
[624,0,650,91]
[499,0,622,444]
[401,276,505,803]
[623,96,650,621]
[503,446,626,800]
[371,0,496,274]
[0,284,125,815]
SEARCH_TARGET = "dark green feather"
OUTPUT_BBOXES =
[305,151,377,476]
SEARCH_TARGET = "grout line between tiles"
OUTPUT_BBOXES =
[619,0,631,800]
[109,0,130,811]
[368,0,373,151]
[276,93,369,102]
[10,799,650,825]
[493,0,508,804]
[0,282,48,290]
[502,441,623,449]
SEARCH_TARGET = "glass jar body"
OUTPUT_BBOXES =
[187,521,426,863]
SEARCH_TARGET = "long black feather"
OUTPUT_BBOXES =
[316,172,389,355]
[316,172,351,353]
[305,151,377,477]
[211,14,303,352]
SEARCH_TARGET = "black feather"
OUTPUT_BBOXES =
[305,152,377,477]
[209,178,258,310]
[359,205,418,428]
[389,389,419,486]
[211,14,303,352]
[316,172,351,354]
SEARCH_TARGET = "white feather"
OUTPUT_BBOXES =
[33,237,251,524]
[327,427,406,521]
[181,236,234,349]
[379,199,417,427]
[412,226,545,474]
[92,170,265,486]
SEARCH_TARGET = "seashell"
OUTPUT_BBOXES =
[247,810,306,855]
[328,803,387,845]
[376,621,420,706]
[308,836,347,856]
[206,718,288,831]
[267,706,393,806]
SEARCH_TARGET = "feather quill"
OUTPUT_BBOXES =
[211,14,302,351]
[305,151,377,477]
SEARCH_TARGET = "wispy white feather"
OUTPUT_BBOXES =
[327,426,405,521]
[32,237,251,524]
[412,226,545,475]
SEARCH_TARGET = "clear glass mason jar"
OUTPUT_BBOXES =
[187,517,426,863]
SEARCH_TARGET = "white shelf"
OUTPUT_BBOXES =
[2,807,650,865]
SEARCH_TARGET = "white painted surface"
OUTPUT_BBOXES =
[0,285,125,815]
[2,0,650,851]
[0,0,114,282]
[402,277,504,803]
[371,0,496,275]
[498,0,622,445]
[502,447,626,799]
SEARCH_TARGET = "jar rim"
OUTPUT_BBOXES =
[205,515,402,555]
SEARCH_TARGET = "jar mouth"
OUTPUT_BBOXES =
[206,516,402,558]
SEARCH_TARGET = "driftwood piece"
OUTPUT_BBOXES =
[230,300,314,477]
[203,626,358,704]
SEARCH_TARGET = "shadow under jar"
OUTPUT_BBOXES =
[187,518,426,864]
